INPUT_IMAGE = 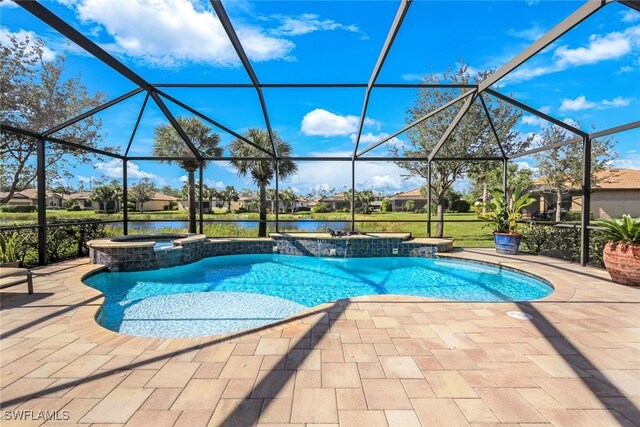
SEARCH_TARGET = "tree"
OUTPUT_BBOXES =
[266,188,277,212]
[215,185,240,213]
[128,178,156,213]
[153,117,222,233]
[470,163,533,204]
[229,129,298,237]
[534,125,615,221]
[381,198,390,212]
[91,185,116,212]
[280,188,298,213]
[392,64,529,237]
[160,185,182,199]
[1,34,107,204]
[405,199,416,212]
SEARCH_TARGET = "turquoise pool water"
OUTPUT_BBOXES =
[84,254,553,338]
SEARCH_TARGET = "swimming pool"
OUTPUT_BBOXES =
[84,254,553,338]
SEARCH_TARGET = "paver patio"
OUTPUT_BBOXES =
[1,248,639,426]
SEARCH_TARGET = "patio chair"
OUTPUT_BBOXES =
[0,267,34,294]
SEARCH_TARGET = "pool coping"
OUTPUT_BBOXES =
[68,249,580,349]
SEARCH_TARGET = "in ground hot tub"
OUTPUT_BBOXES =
[87,233,207,271]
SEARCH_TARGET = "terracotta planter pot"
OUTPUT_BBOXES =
[603,241,640,286]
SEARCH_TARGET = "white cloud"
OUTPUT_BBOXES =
[613,151,640,169]
[514,161,539,173]
[562,118,580,128]
[507,23,546,41]
[559,95,597,111]
[503,25,640,84]
[300,109,378,137]
[270,13,364,38]
[284,154,422,193]
[521,115,547,127]
[621,10,640,23]
[94,159,164,184]
[616,65,634,74]
[554,30,635,68]
[0,0,18,8]
[602,96,631,107]
[69,0,293,66]
[350,132,405,149]
[0,28,57,61]
[204,179,225,189]
[401,73,425,82]
[559,95,632,111]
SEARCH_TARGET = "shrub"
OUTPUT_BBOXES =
[0,218,108,265]
[380,198,390,212]
[404,200,416,212]
[66,204,81,211]
[451,199,471,213]
[312,202,331,213]
[0,205,37,213]
[561,211,582,222]
[296,206,311,212]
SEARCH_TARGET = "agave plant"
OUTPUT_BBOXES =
[597,215,640,246]
[482,186,536,234]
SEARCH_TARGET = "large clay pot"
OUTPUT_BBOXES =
[494,233,522,255]
[603,241,640,286]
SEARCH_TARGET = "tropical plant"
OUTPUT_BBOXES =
[128,178,156,213]
[153,116,222,232]
[215,185,240,213]
[0,232,20,264]
[229,129,298,237]
[280,188,298,213]
[596,215,640,246]
[482,186,536,234]
[404,200,416,212]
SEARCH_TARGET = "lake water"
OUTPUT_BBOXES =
[126,220,352,232]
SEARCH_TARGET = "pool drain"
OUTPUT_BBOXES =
[506,311,533,320]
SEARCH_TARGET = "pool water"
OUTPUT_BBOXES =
[84,254,553,338]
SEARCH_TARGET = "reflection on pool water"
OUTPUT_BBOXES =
[84,254,553,338]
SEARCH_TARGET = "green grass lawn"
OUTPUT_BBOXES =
[2,209,493,247]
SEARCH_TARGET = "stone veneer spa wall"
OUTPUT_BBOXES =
[88,233,453,272]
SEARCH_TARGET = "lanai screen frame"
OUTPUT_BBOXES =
[2,0,639,267]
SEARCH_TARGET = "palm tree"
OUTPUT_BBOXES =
[229,129,297,237]
[153,117,222,233]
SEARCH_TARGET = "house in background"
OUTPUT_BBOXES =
[69,191,176,212]
[0,188,63,208]
[136,192,177,211]
[68,191,117,211]
[388,188,428,211]
[526,168,640,219]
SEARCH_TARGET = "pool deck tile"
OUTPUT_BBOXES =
[1,249,639,426]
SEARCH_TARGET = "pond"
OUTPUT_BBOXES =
[126,220,352,233]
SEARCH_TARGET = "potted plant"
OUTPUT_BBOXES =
[597,215,640,286]
[482,186,536,255]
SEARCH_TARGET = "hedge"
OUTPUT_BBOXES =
[0,218,108,265]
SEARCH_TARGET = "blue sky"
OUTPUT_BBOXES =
[2,0,639,194]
